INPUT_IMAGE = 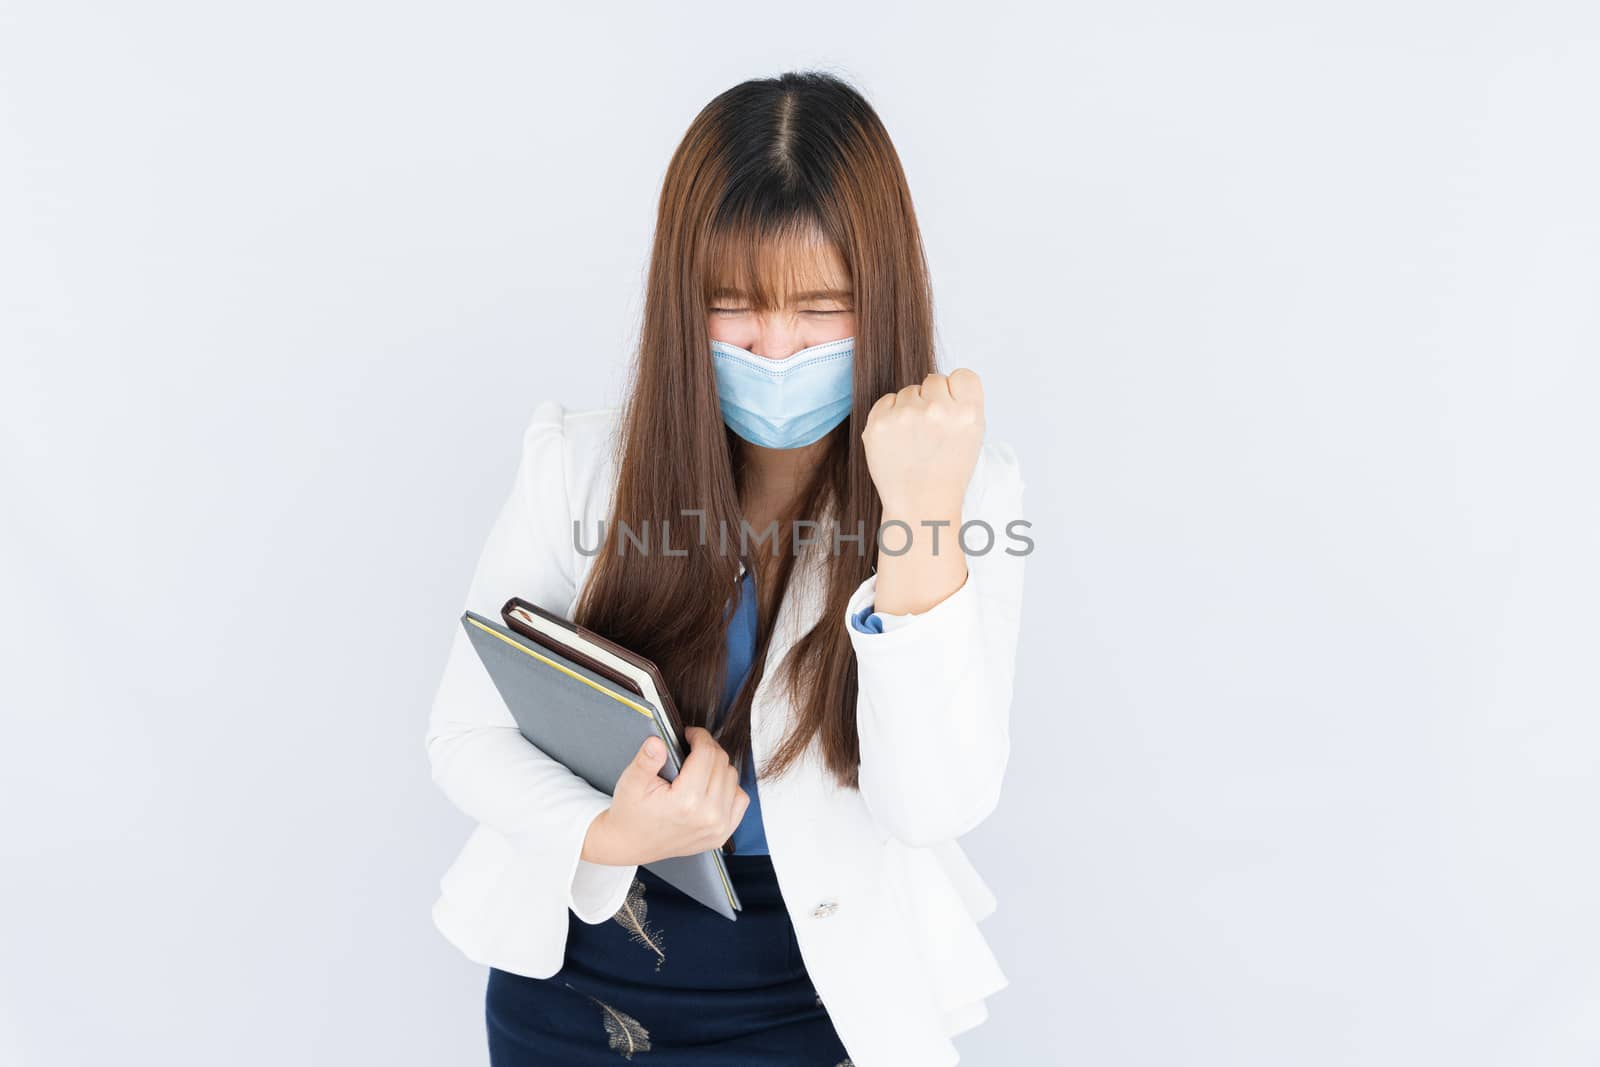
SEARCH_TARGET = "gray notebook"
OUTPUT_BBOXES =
[461,609,742,921]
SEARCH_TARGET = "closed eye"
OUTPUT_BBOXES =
[710,306,850,316]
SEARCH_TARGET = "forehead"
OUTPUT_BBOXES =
[705,230,851,304]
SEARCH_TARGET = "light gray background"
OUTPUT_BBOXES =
[2,3,1597,1064]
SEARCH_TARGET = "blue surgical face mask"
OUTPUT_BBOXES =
[710,335,854,450]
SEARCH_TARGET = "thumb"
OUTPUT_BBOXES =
[636,735,667,772]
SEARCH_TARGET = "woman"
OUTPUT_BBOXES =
[426,70,1029,1067]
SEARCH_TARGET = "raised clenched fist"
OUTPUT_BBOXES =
[861,368,985,517]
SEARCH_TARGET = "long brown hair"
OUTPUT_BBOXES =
[573,70,937,824]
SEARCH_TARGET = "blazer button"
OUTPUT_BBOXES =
[811,898,839,918]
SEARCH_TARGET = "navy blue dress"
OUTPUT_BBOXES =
[485,570,855,1065]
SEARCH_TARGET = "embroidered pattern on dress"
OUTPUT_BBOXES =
[563,981,652,1059]
[610,876,667,972]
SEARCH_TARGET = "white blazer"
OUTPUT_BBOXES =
[426,399,1028,1067]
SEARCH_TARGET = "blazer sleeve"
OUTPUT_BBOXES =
[844,442,1029,846]
[425,399,639,924]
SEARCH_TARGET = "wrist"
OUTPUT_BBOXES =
[876,504,965,561]
[878,495,963,526]
[581,807,619,865]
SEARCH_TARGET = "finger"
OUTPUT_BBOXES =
[707,767,742,844]
[630,735,668,782]
[731,785,751,824]
[615,735,662,800]
[668,726,707,793]
[947,367,983,406]
[703,755,736,817]
[674,726,718,794]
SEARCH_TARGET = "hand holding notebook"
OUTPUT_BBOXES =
[587,725,752,868]
[461,597,744,920]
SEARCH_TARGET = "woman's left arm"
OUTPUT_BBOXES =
[847,370,1030,846]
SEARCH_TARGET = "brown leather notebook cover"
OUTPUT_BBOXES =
[500,596,689,758]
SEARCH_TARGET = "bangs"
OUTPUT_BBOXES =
[702,213,851,312]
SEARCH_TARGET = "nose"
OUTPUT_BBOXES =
[748,315,807,361]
